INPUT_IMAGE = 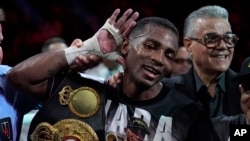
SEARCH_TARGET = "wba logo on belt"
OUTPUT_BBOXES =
[27,71,105,141]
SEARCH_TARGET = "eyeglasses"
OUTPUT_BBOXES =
[189,33,239,49]
[174,58,192,65]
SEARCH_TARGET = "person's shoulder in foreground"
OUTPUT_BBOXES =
[0,65,11,74]
[0,8,40,141]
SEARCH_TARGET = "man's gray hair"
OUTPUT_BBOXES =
[183,5,229,37]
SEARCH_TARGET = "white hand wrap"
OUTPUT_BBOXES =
[64,19,123,65]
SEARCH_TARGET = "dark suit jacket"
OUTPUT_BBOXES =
[161,67,243,141]
[162,67,242,116]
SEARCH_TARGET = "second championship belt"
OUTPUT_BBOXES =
[27,70,106,141]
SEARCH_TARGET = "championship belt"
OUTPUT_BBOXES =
[28,71,106,141]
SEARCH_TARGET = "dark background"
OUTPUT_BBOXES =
[0,0,249,72]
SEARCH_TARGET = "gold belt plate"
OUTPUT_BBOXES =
[30,119,99,141]
[59,86,100,118]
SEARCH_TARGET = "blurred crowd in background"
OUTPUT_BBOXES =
[0,0,249,72]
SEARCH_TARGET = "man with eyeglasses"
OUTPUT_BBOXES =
[162,5,245,141]
[169,46,192,77]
